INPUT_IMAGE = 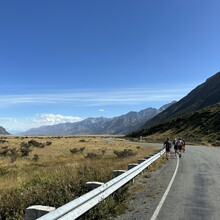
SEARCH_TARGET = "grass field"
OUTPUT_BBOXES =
[0,135,160,219]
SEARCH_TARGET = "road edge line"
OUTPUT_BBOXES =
[150,155,179,220]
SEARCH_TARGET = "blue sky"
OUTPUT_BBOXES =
[0,0,220,133]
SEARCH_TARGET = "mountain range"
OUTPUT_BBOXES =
[128,71,220,145]
[1,71,220,139]
[22,102,175,136]
[141,72,220,129]
[128,102,220,145]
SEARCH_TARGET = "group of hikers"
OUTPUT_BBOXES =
[164,137,186,160]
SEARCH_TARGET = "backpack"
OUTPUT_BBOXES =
[177,140,183,147]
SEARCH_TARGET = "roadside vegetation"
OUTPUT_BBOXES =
[128,103,220,146]
[0,135,160,220]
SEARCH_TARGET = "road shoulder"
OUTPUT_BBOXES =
[112,152,178,220]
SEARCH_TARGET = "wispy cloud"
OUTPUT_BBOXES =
[33,113,82,125]
[0,117,18,123]
[0,114,82,132]
[0,87,193,107]
[0,86,196,132]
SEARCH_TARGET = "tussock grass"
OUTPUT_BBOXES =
[0,135,160,219]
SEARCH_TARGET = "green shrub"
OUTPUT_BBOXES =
[85,152,98,159]
[28,139,45,148]
[0,167,8,177]
[113,149,136,158]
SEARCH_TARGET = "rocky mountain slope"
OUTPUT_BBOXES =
[128,103,220,145]
[23,102,175,136]
[0,126,10,135]
[128,71,220,145]
[141,71,220,128]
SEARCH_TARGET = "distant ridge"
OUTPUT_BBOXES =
[22,102,175,136]
[0,126,10,135]
[141,71,220,129]
[128,71,220,144]
[129,103,220,145]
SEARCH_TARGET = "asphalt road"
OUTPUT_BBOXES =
[155,145,220,220]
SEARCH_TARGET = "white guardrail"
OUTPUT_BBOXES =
[36,148,165,220]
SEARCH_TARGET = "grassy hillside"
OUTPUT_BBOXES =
[141,71,220,129]
[128,103,220,146]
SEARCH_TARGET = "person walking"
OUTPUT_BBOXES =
[177,138,184,158]
[181,138,186,152]
[173,138,178,156]
[164,137,172,160]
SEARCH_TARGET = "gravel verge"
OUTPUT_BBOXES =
[111,152,178,220]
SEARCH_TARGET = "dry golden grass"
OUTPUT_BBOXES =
[0,135,159,192]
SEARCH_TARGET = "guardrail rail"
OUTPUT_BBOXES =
[28,148,165,220]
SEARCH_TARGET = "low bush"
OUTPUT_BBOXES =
[85,152,98,159]
[33,154,40,162]
[0,146,9,156]
[70,148,79,154]
[70,147,85,154]
[113,149,136,158]
[28,139,45,148]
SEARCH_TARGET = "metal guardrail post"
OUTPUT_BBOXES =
[86,181,104,191]
[113,170,127,177]
[25,205,55,220]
